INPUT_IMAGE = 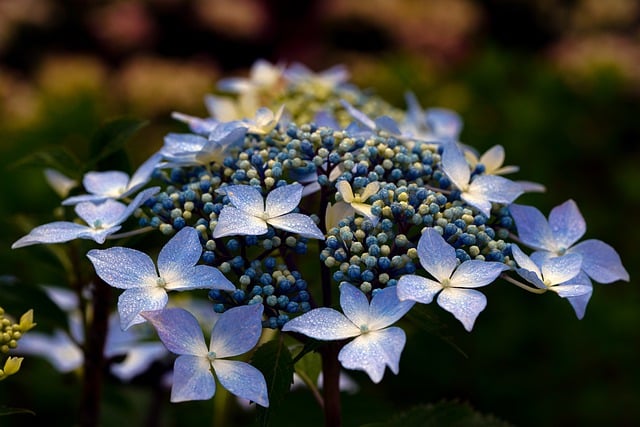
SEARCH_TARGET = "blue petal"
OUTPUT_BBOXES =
[282,308,360,340]
[563,275,593,319]
[416,228,456,283]
[441,143,470,191]
[170,355,215,402]
[11,222,90,248]
[225,185,265,216]
[75,199,127,227]
[339,283,370,328]
[83,171,130,197]
[267,213,324,239]
[119,288,168,330]
[397,274,442,304]
[450,260,507,288]
[540,253,582,285]
[374,116,401,135]
[109,343,168,381]
[437,288,487,332]
[210,304,263,358]
[87,247,156,289]
[212,206,267,238]
[570,239,629,283]
[548,199,586,249]
[157,227,201,275]
[141,308,207,355]
[214,360,269,407]
[469,175,523,204]
[367,286,414,331]
[265,183,302,217]
[115,187,160,225]
[338,327,406,383]
[509,204,555,251]
[126,152,163,196]
[341,100,376,130]
[425,107,463,140]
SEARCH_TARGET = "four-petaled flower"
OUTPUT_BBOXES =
[509,200,629,284]
[62,153,162,205]
[87,226,235,330]
[141,305,269,405]
[510,244,593,318]
[11,187,159,248]
[326,180,380,229]
[212,183,324,239]
[283,283,414,383]
[441,143,523,218]
[397,228,508,331]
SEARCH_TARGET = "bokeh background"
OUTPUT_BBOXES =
[1,0,639,426]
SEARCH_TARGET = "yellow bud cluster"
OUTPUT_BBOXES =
[0,307,35,380]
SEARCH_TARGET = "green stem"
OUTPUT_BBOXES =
[501,273,547,294]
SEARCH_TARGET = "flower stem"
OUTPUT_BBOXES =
[501,273,547,294]
[321,341,342,427]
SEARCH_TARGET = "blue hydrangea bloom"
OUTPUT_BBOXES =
[510,244,593,318]
[212,183,324,239]
[141,304,268,406]
[283,283,414,383]
[87,226,235,330]
[402,91,463,143]
[62,153,163,205]
[12,187,159,248]
[509,200,629,284]
[441,143,523,217]
[397,228,508,331]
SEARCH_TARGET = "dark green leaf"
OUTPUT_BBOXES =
[8,146,82,180]
[361,400,513,427]
[293,347,322,389]
[88,117,149,170]
[251,338,294,427]
[0,406,36,417]
[406,304,467,358]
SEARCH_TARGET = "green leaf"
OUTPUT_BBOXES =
[8,146,82,179]
[251,338,294,427]
[87,117,149,170]
[293,346,322,390]
[406,304,467,358]
[361,400,513,427]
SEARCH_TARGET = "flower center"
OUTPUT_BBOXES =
[156,277,166,288]
[260,211,270,220]
[92,220,103,229]
[207,351,216,361]
[359,324,369,334]
[441,278,451,287]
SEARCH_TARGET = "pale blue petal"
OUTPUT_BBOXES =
[214,360,269,407]
[75,199,127,227]
[225,185,264,216]
[564,277,593,319]
[126,152,163,195]
[468,175,523,204]
[168,265,235,292]
[338,283,369,329]
[550,284,592,298]
[11,222,89,248]
[115,187,160,225]
[437,288,487,332]
[450,260,507,288]
[170,355,215,402]
[209,121,247,148]
[548,199,586,249]
[141,307,208,355]
[416,228,456,283]
[341,100,376,130]
[212,206,267,238]
[162,133,208,156]
[82,171,130,197]
[265,183,302,218]
[14,330,83,373]
[210,304,263,358]
[367,286,414,331]
[397,274,442,304]
[515,267,546,289]
[460,191,492,218]
[267,213,324,239]
[119,288,168,330]
[282,308,360,340]
[83,226,122,244]
[157,227,201,276]
[217,77,252,93]
[62,194,111,205]
[540,253,582,285]
[509,204,555,251]
[87,247,157,289]
[441,143,470,191]
[374,116,401,135]
[314,110,340,129]
[425,108,462,140]
[570,239,630,283]
[338,327,406,383]
[510,245,542,279]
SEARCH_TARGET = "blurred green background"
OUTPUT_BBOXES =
[0,0,638,426]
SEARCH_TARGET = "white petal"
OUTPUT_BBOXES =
[170,355,215,402]
[212,206,267,238]
[265,183,302,218]
[282,308,360,340]
[338,283,370,328]
[479,145,505,172]
[109,343,168,381]
[397,274,442,304]
[540,253,582,285]
[118,287,168,330]
[214,360,269,407]
[82,171,129,197]
[335,180,354,203]
[441,143,470,191]
[416,228,456,283]
[367,286,414,331]
[450,260,507,288]
[75,199,127,227]
[325,201,354,230]
[224,185,264,217]
[87,247,157,289]
[437,288,487,332]
[468,175,523,205]
[267,213,324,239]
[11,222,90,248]
[157,227,201,280]
[338,327,406,383]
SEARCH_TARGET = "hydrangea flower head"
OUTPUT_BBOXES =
[509,200,629,284]
[87,226,235,329]
[12,187,159,248]
[283,283,415,383]
[441,143,523,217]
[62,153,162,205]
[141,304,268,405]
[212,183,324,239]
[397,228,508,331]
